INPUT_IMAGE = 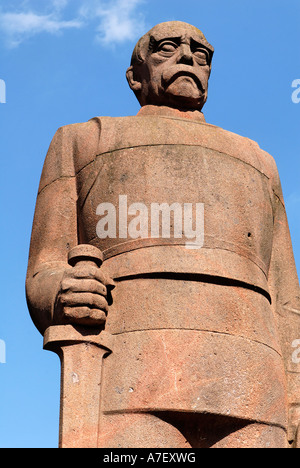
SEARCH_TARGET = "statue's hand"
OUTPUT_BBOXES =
[54,265,115,327]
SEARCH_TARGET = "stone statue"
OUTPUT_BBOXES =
[26,21,300,448]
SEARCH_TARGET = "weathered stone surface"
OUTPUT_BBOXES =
[26,21,300,448]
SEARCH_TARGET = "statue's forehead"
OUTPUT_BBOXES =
[149,23,206,44]
[131,21,214,64]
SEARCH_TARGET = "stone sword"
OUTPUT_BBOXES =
[43,244,114,448]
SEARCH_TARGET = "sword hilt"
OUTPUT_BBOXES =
[67,244,103,268]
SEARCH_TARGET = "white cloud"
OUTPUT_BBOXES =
[51,0,70,10]
[0,0,145,47]
[0,10,83,47]
[80,0,145,44]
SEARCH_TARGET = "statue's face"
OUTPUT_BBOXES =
[130,23,213,111]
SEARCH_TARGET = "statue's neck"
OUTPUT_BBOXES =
[137,105,206,122]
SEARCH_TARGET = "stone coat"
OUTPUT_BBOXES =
[26,105,300,435]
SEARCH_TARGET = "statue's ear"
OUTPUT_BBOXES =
[126,66,142,93]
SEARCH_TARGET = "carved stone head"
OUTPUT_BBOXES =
[126,21,214,111]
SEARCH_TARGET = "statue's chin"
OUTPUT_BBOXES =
[142,81,206,111]
[166,76,200,100]
[163,89,205,111]
[159,78,205,110]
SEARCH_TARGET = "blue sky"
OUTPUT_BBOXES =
[0,0,299,448]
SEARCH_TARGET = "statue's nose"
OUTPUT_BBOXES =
[177,44,193,65]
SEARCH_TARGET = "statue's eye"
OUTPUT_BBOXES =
[193,48,209,64]
[157,42,178,54]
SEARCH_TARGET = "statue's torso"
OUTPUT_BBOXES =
[75,114,287,427]
[77,115,275,283]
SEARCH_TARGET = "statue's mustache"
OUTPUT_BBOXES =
[162,65,205,93]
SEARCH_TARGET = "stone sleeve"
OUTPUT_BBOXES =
[26,125,78,335]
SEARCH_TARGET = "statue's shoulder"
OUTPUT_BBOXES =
[52,115,132,151]
[49,114,137,159]
[210,124,284,200]
[214,124,280,174]
[53,117,102,148]
[253,144,284,202]
[39,119,102,191]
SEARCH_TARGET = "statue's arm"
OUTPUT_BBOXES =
[26,119,112,335]
[267,162,300,445]
[26,126,78,335]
